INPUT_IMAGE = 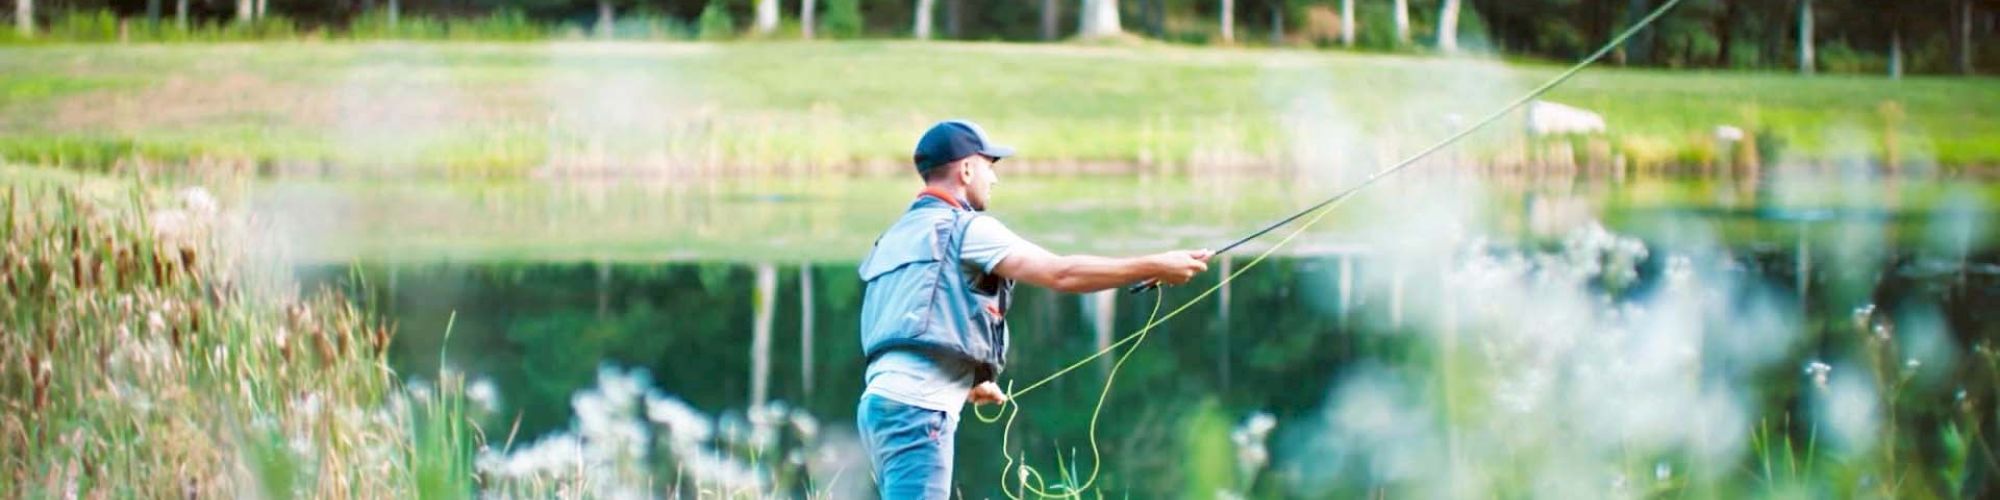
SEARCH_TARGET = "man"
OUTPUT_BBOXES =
[855,120,1212,499]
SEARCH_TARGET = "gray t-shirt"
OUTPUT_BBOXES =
[863,215,1043,413]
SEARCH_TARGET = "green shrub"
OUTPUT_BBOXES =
[697,1,735,41]
[609,9,695,40]
[447,8,544,41]
[49,9,118,42]
[820,0,862,39]
[1820,40,1886,74]
[350,11,448,40]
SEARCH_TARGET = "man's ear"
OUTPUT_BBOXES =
[958,160,976,184]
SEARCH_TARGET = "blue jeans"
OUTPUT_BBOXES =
[857,393,958,499]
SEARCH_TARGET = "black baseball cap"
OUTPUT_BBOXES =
[913,120,1015,173]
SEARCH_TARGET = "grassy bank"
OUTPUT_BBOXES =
[0,41,1994,176]
[0,166,483,496]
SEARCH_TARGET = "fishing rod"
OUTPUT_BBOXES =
[1128,0,1684,295]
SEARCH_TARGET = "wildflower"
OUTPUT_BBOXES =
[645,393,714,444]
[178,187,218,214]
[1804,361,1832,389]
[467,377,499,414]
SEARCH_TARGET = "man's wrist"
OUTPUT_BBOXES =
[1134,253,1164,278]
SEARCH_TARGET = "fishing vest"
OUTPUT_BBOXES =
[857,191,1016,383]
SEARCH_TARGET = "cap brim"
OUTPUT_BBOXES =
[980,144,1016,160]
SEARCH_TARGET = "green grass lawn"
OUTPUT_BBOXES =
[0,40,1995,175]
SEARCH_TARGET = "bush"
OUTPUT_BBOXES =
[49,9,118,42]
[608,9,695,40]
[698,1,735,40]
[1820,40,1886,74]
[820,0,862,38]
[350,11,448,40]
[447,8,544,41]
[224,15,300,41]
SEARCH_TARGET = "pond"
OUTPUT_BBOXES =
[280,171,1999,497]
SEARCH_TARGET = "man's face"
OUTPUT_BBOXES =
[960,155,999,211]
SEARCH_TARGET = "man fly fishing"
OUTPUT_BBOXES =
[855,120,1214,499]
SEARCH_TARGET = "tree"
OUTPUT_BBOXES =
[755,0,778,35]
[1797,0,1814,74]
[14,0,29,37]
[1439,0,1461,52]
[1268,1,1282,44]
[1079,0,1120,38]
[1219,0,1233,44]
[801,0,816,38]
[913,0,934,38]
[1957,0,1975,74]
[944,0,961,37]
[237,0,252,23]
[1623,0,1654,65]
[175,0,187,29]
[597,0,614,38]
[1043,0,1061,40]
[1395,0,1409,45]
[1340,0,1353,47]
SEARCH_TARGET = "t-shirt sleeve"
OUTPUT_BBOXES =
[960,216,1043,274]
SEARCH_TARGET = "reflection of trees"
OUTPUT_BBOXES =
[295,248,2000,497]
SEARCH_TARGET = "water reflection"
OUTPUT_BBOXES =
[300,236,1999,496]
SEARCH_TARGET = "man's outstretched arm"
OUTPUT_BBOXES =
[992,244,1211,294]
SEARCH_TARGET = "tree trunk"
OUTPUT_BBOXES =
[146,0,161,23]
[14,0,29,37]
[802,0,817,38]
[1715,0,1735,67]
[1340,0,1354,47]
[1625,0,1652,65]
[945,0,961,38]
[1042,0,1059,40]
[799,266,815,397]
[175,0,188,30]
[388,0,399,27]
[750,264,775,411]
[1219,0,1232,44]
[1797,0,1814,75]
[1394,0,1409,45]
[755,0,779,35]
[1149,0,1163,37]
[255,0,267,21]
[913,0,934,39]
[1959,0,1975,75]
[1268,3,1282,45]
[596,0,614,38]
[1078,0,1120,38]
[237,0,253,23]
[1890,29,1904,79]
[1439,0,1461,53]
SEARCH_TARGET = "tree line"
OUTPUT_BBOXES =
[8,0,1993,75]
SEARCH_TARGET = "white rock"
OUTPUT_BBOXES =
[1715,125,1745,142]
[1526,100,1607,136]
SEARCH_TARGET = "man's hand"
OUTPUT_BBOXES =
[969,381,1009,406]
[1148,249,1212,286]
